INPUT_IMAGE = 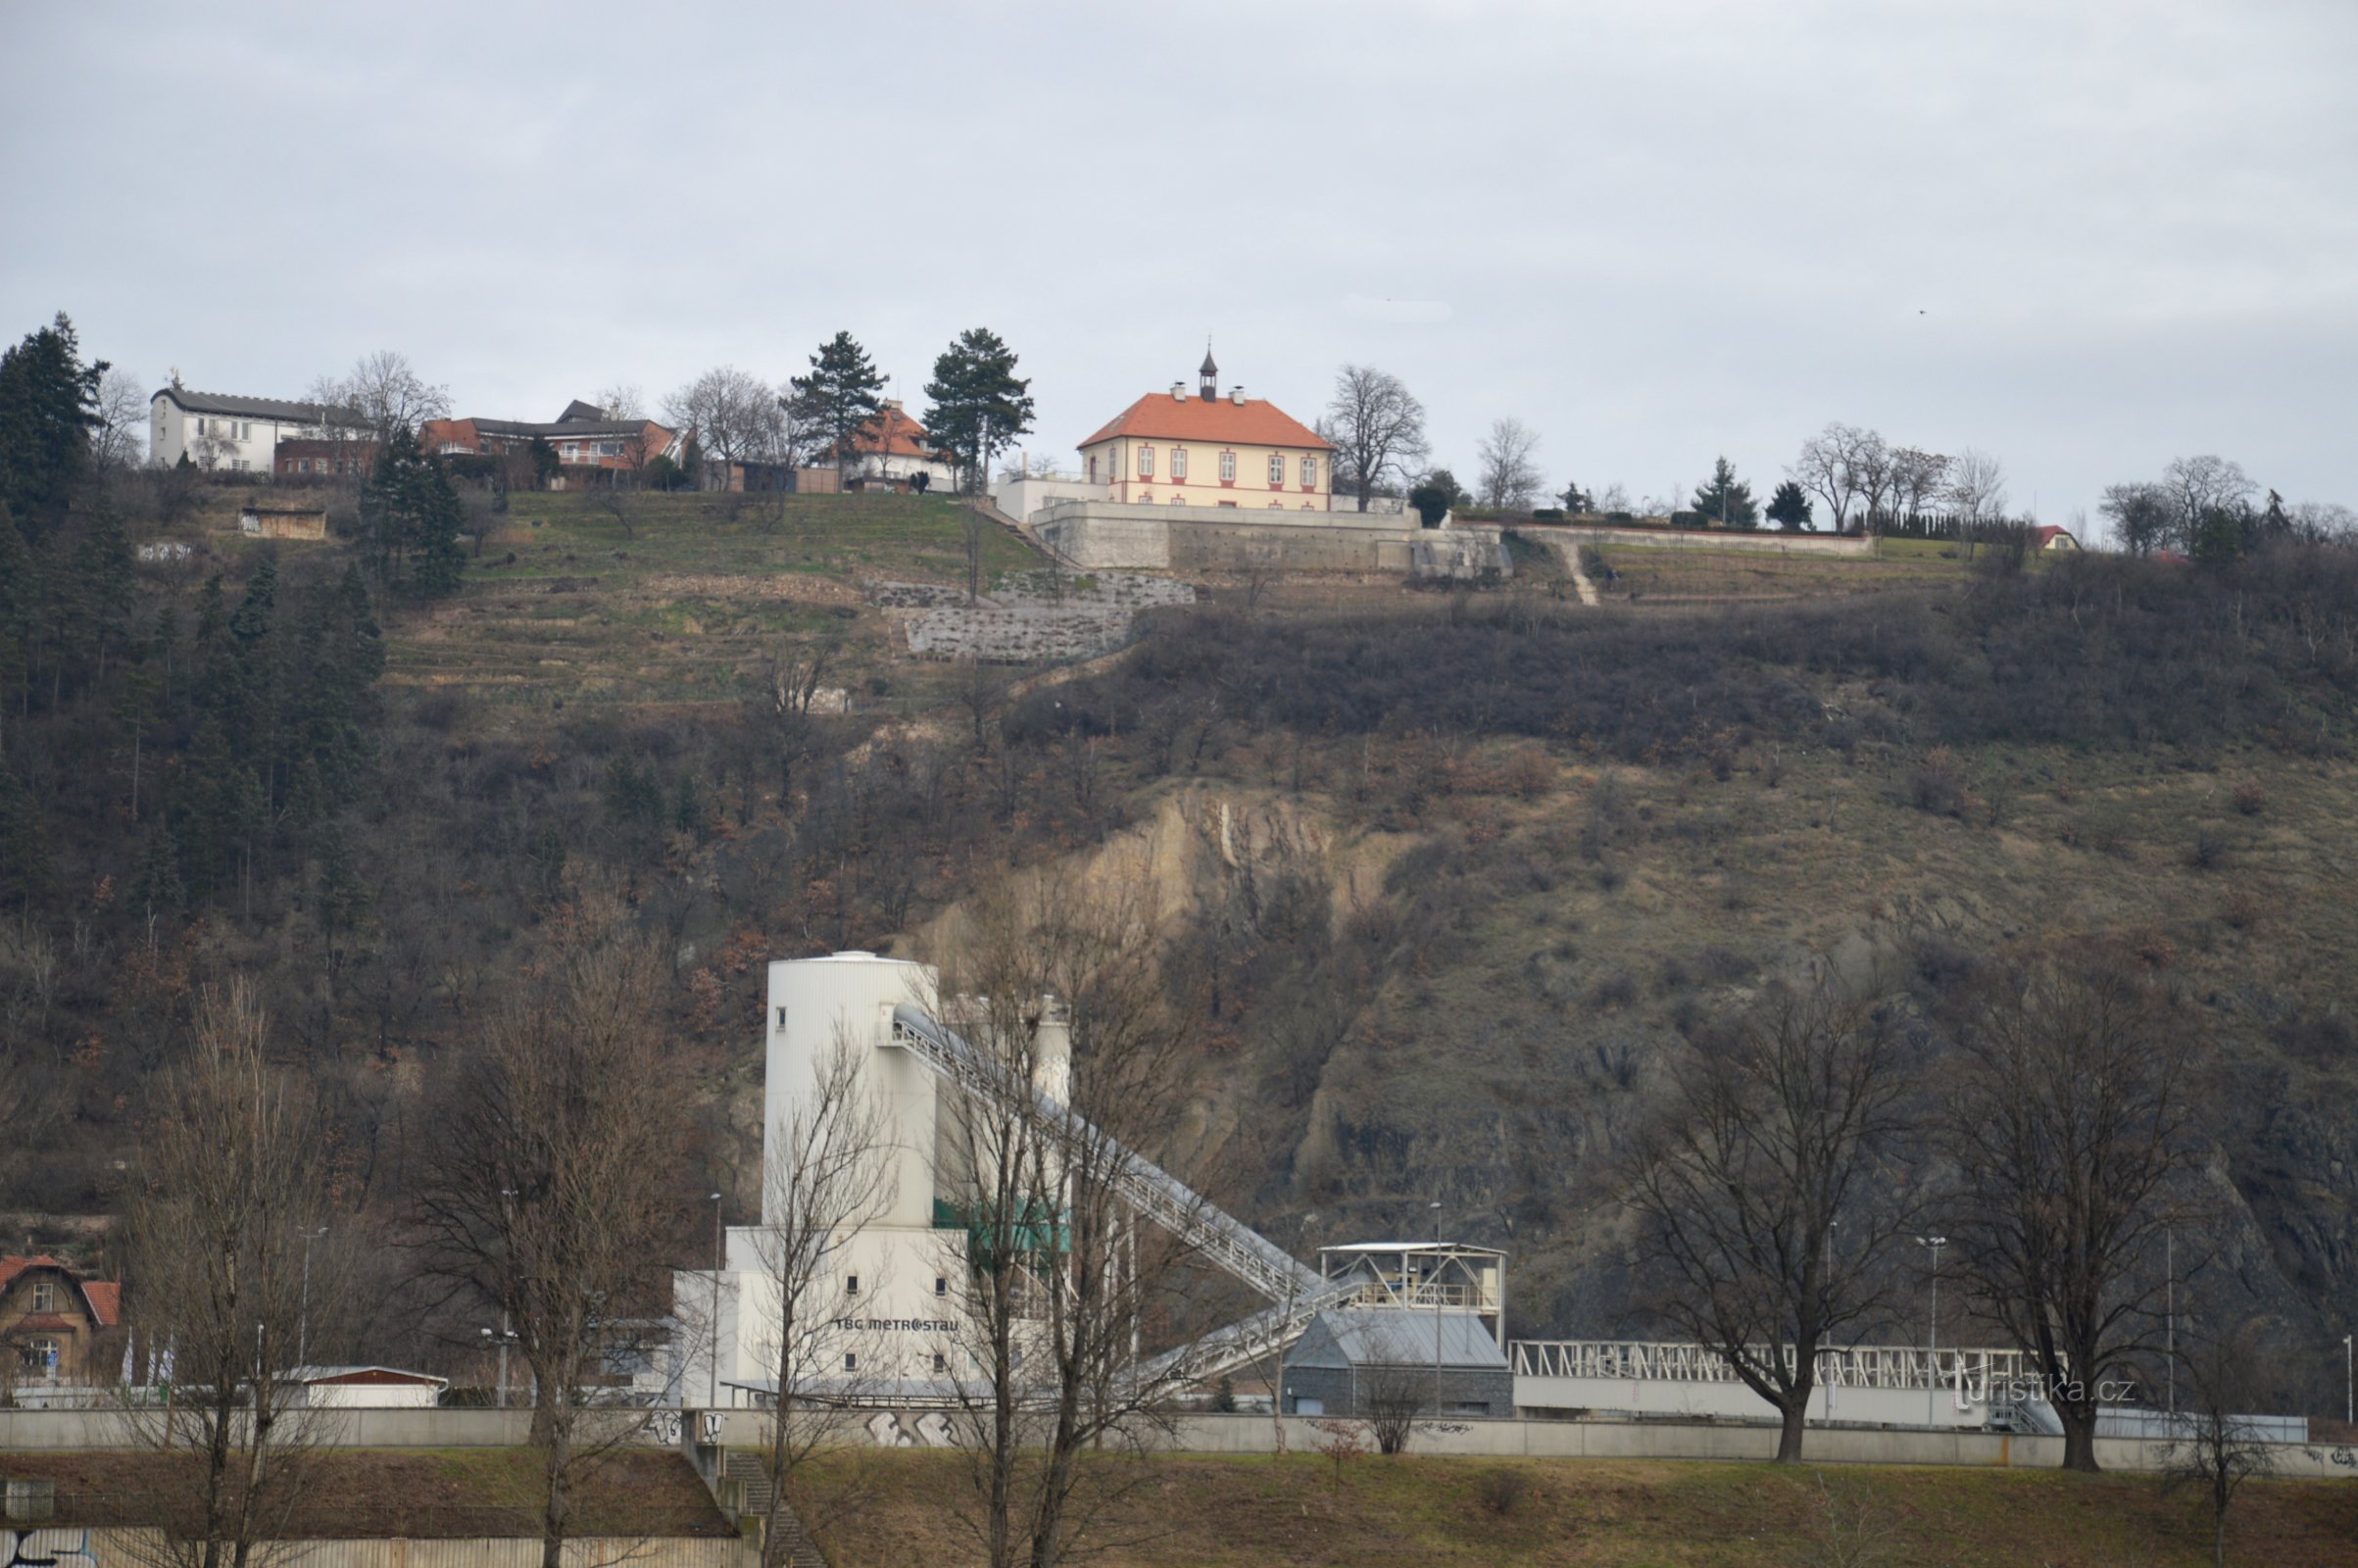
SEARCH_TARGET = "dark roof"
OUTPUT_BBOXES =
[1285,1308,1505,1372]
[558,399,609,422]
[153,387,361,425]
[467,416,660,440]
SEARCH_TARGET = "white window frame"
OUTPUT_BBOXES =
[29,1281,56,1312]
[1171,447,1188,479]
[1138,445,1154,477]
[1218,451,1236,482]
[1268,454,1285,485]
[1301,456,1316,486]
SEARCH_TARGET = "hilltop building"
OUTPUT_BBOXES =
[150,375,362,471]
[820,401,958,493]
[1074,352,1333,511]
[420,400,677,483]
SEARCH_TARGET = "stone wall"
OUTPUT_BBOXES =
[1519,522,1876,557]
[1033,499,1502,575]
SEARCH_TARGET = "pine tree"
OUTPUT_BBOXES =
[0,764,53,906]
[0,313,106,537]
[133,820,186,924]
[0,502,29,753]
[922,328,1036,494]
[1766,480,1814,532]
[788,331,886,479]
[1692,457,1759,529]
[361,428,467,598]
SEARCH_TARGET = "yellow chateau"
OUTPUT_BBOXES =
[1076,352,1334,511]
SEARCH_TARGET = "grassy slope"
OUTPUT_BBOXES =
[2,1447,733,1538]
[382,490,1044,708]
[804,1451,2358,1567]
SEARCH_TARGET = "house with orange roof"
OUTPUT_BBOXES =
[818,401,958,494]
[1077,351,1334,511]
[1,1254,123,1391]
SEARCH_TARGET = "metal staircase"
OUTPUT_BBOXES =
[888,1004,1348,1383]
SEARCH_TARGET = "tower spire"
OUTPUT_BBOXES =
[1199,337,1217,399]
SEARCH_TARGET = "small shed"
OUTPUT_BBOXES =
[1280,1307,1510,1419]
[236,506,328,541]
[283,1365,449,1408]
[2028,525,2080,552]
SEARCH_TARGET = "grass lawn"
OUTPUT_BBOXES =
[799,1450,2358,1566]
[0,1447,733,1539]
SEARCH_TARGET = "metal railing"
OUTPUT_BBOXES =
[888,1004,1323,1308]
[1510,1341,2045,1394]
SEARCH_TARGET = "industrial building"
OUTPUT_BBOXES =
[662,951,2196,1446]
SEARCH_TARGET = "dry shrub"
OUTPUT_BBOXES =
[1910,747,1964,815]
[1472,1465,1531,1518]
[2232,778,2268,816]
[1502,746,1555,800]
[2219,888,2265,931]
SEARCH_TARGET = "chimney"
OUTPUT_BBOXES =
[1170,381,1187,401]
[1231,385,1246,407]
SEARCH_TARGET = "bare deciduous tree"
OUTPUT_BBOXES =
[1356,1319,1428,1457]
[122,979,351,1568]
[2162,455,2256,545]
[1791,423,1879,534]
[1945,448,2008,544]
[663,367,774,471]
[2161,1328,2280,1568]
[595,384,648,422]
[1320,367,1430,513]
[1943,954,2198,1473]
[932,863,1223,1568]
[1476,417,1543,511]
[337,351,451,446]
[739,1034,896,1566]
[413,925,683,1568]
[1888,446,1949,522]
[1623,976,1924,1462]
[93,367,149,470]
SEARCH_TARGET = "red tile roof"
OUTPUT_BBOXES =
[2,1254,123,1326]
[1078,393,1333,453]
[825,404,948,461]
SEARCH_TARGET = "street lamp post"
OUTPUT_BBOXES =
[708,1191,724,1409]
[481,1316,516,1409]
[1428,1201,1445,1419]
[1915,1236,1946,1429]
[1824,1219,1840,1420]
[297,1226,328,1370]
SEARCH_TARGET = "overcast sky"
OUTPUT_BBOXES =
[6,1,2352,529]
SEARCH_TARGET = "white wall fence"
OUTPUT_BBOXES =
[0,1528,753,1567]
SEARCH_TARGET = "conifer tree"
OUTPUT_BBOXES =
[787,331,886,479]
[1692,457,1759,529]
[0,313,106,537]
[922,328,1036,494]
[361,429,467,597]
[0,765,52,906]
[1766,479,1814,531]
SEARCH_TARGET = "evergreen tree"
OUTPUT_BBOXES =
[0,313,106,537]
[788,331,886,478]
[1766,480,1814,532]
[1693,457,1759,528]
[921,328,1036,494]
[71,509,135,685]
[133,820,186,923]
[0,764,52,906]
[360,428,467,597]
[0,503,29,750]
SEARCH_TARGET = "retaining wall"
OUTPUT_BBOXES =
[1520,522,1876,557]
[0,1527,753,1566]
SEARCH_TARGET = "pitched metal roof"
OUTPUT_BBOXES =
[153,387,362,425]
[1284,1308,1505,1371]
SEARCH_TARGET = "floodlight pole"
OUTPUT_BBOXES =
[708,1191,725,1409]
[1916,1236,1946,1429]
[1429,1201,1445,1419]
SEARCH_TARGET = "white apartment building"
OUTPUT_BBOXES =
[150,375,357,470]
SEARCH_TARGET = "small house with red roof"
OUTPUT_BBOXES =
[821,401,958,494]
[1077,352,1334,511]
[2028,524,2080,552]
[1,1254,122,1389]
